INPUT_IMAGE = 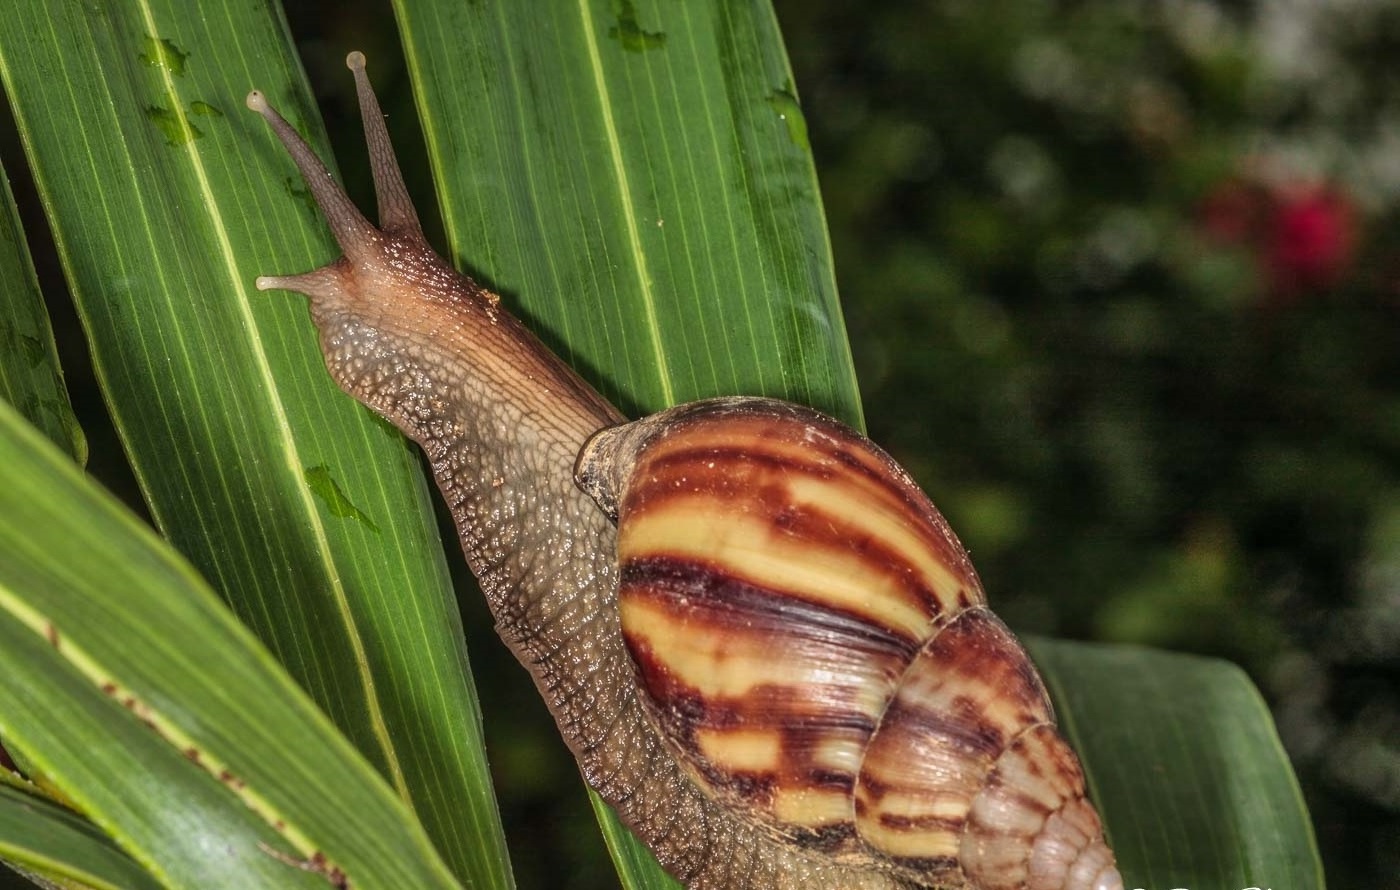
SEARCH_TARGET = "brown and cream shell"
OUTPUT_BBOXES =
[578,397,1121,890]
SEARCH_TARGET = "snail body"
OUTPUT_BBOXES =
[246,54,1122,890]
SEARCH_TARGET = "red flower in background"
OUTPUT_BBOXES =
[1264,186,1358,297]
[1197,175,1360,304]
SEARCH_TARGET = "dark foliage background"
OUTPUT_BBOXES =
[2,1,1393,887]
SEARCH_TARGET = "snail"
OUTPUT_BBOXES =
[245,53,1123,890]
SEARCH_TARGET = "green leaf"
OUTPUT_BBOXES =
[396,0,858,421]
[0,400,460,890]
[587,790,678,890]
[0,780,160,890]
[0,3,510,886]
[1032,641,1325,889]
[0,159,84,463]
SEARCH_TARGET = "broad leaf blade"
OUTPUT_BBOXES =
[397,0,858,421]
[0,4,510,885]
[0,401,461,890]
[0,781,159,890]
[0,614,326,890]
[1032,641,1325,889]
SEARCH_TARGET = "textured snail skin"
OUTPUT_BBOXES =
[247,54,1121,890]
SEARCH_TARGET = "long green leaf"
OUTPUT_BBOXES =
[1032,641,1324,889]
[0,137,87,821]
[0,159,83,462]
[397,0,857,419]
[0,781,159,890]
[0,4,510,886]
[0,400,461,890]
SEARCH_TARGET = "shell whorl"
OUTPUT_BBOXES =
[576,397,1122,890]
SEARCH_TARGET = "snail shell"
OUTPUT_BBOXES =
[577,398,1121,890]
[246,53,1122,890]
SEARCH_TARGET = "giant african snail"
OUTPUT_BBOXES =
[245,52,1123,890]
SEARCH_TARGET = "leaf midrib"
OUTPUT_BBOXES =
[576,0,674,405]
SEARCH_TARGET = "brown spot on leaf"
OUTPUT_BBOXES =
[216,769,246,791]
[257,843,348,888]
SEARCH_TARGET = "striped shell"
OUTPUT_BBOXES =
[576,397,1121,890]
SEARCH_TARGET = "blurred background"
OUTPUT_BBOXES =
[6,0,1396,887]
